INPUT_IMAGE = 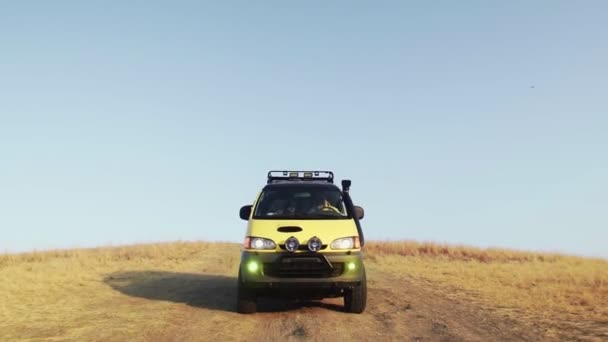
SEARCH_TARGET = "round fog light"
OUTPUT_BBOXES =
[247,261,259,273]
[347,262,356,271]
[307,236,322,252]
[285,236,299,252]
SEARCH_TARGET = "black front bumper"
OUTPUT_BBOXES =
[239,250,365,291]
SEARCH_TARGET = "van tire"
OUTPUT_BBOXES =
[344,269,367,314]
[237,273,257,314]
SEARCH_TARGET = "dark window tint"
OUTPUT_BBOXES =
[253,186,348,219]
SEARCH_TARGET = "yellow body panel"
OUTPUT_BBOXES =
[246,218,360,253]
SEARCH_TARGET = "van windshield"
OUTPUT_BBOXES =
[253,185,348,219]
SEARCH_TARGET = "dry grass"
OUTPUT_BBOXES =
[1,240,607,341]
[0,241,223,267]
[364,240,571,263]
[0,241,242,341]
[366,240,608,340]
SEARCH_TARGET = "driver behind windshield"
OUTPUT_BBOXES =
[308,192,342,214]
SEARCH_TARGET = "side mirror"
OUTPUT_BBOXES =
[354,205,364,220]
[239,205,252,220]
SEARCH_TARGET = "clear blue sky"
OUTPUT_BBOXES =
[1,1,606,258]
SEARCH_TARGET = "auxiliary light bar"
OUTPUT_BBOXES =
[266,170,334,184]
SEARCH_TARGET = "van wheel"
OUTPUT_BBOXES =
[237,273,257,314]
[344,269,367,314]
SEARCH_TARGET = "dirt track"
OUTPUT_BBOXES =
[7,242,601,341]
[106,263,545,341]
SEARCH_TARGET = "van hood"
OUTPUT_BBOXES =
[247,219,359,250]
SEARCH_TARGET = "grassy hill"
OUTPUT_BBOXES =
[1,241,606,341]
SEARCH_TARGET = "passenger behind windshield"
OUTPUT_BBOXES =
[253,187,347,219]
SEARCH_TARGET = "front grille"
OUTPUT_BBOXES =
[263,255,344,278]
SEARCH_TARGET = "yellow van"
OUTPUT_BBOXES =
[237,171,367,314]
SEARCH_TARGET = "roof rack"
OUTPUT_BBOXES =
[267,170,334,184]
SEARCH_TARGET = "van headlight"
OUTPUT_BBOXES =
[330,236,360,249]
[245,237,276,250]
